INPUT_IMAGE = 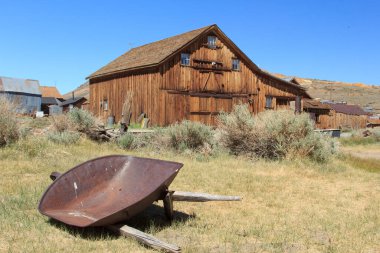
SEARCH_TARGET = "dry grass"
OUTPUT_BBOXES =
[0,138,379,253]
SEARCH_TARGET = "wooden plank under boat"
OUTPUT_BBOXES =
[38,155,183,227]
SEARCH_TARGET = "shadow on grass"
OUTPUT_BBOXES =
[48,203,195,241]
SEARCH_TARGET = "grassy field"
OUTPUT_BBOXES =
[0,137,379,253]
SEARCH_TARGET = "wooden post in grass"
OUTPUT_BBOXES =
[107,224,181,253]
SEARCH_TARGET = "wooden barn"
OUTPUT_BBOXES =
[303,99,368,129]
[87,24,310,126]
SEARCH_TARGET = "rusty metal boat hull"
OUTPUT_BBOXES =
[38,155,183,227]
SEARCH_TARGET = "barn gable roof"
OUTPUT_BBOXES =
[88,25,212,79]
[0,76,41,95]
[87,25,310,97]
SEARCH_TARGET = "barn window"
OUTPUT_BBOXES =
[181,53,190,66]
[103,99,108,111]
[208,36,217,49]
[265,96,273,109]
[232,58,240,71]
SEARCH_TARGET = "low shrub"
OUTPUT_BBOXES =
[67,108,96,133]
[51,114,74,133]
[167,120,214,151]
[118,133,135,149]
[0,97,19,146]
[218,104,337,162]
[47,131,80,145]
[118,129,169,151]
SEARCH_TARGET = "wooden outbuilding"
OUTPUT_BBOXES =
[39,86,63,115]
[60,97,87,112]
[87,24,310,126]
[303,99,368,129]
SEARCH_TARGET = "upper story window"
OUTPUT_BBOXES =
[232,58,240,71]
[265,96,273,109]
[181,53,190,66]
[208,36,217,49]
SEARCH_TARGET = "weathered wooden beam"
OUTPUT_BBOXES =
[172,191,241,202]
[163,192,174,220]
[107,224,181,253]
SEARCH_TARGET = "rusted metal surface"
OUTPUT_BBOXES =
[38,155,183,227]
[0,76,41,94]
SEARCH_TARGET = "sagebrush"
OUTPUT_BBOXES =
[0,97,19,146]
[167,120,214,151]
[47,131,80,145]
[218,104,337,162]
[67,108,96,133]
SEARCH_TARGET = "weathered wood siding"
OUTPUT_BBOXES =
[309,110,367,129]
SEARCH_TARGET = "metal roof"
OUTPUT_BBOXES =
[41,97,60,105]
[0,76,41,95]
[329,103,367,115]
[60,97,86,106]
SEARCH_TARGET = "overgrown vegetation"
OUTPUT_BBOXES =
[218,104,337,162]
[67,108,96,133]
[340,130,380,146]
[0,97,19,146]
[167,120,214,151]
[47,131,80,145]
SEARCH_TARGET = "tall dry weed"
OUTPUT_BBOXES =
[0,97,19,146]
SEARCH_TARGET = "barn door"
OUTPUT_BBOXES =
[189,96,232,125]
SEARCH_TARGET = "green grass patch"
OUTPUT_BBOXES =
[339,136,380,146]
[342,154,380,173]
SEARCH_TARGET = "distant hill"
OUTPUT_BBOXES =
[65,75,380,114]
[63,81,89,100]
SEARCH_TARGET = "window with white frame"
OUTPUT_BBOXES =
[181,53,190,66]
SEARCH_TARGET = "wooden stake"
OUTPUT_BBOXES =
[107,224,181,253]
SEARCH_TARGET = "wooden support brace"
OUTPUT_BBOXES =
[107,224,181,253]
[163,191,174,220]
[171,191,241,202]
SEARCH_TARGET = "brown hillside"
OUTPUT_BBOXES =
[63,81,89,100]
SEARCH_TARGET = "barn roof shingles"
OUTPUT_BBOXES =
[88,25,211,78]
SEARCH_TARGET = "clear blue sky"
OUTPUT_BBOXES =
[1,0,379,94]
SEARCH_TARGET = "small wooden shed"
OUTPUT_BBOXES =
[303,100,368,129]
[87,24,310,126]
